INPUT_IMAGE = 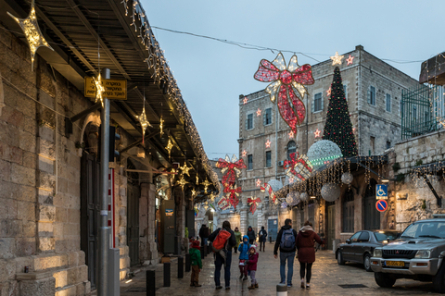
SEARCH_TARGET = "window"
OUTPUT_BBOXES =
[247,154,253,170]
[358,231,370,242]
[386,141,391,150]
[342,190,354,233]
[264,108,272,125]
[370,136,375,155]
[313,93,322,112]
[246,113,253,130]
[368,86,376,105]
[343,85,347,99]
[265,151,272,168]
[386,94,391,112]
[287,141,296,160]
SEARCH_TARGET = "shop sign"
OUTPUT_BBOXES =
[84,77,127,100]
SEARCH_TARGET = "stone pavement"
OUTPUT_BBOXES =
[110,244,440,296]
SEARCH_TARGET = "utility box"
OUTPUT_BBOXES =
[161,199,177,254]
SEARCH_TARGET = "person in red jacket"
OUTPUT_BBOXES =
[246,246,259,290]
[296,221,323,289]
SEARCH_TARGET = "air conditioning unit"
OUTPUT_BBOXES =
[278,161,284,167]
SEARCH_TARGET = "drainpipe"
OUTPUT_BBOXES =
[275,103,278,179]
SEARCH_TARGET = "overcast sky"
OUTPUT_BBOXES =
[142,0,444,160]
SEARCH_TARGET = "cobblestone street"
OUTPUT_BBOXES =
[115,246,441,296]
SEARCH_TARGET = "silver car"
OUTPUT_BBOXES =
[371,217,445,293]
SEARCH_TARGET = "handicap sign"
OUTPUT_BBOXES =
[376,200,388,212]
[376,184,388,200]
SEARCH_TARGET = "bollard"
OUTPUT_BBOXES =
[178,256,184,279]
[164,262,171,287]
[146,270,155,296]
[277,284,287,296]
[185,254,191,272]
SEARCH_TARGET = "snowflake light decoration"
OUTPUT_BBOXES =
[254,52,314,134]
[7,0,54,70]
[330,52,344,66]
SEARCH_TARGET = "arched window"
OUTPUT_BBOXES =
[287,141,296,160]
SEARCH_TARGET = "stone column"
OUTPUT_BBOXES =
[240,206,248,236]
[256,203,266,232]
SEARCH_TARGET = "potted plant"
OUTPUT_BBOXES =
[75,141,85,157]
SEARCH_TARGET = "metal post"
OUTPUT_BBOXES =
[164,262,171,287]
[177,256,183,279]
[185,254,191,272]
[98,68,111,296]
[146,270,155,296]
[277,284,287,296]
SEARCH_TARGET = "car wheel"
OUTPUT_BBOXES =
[433,262,445,293]
[364,253,372,272]
[337,250,345,265]
[374,272,396,288]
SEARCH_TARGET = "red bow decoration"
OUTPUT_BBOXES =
[216,155,247,188]
[247,197,262,214]
[283,152,313,181]
[224,184,242,210]
[254,53,314,134]
[260,182,277,204]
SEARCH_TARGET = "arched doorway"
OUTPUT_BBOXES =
[127,159,140,266]
[363,179,380,230]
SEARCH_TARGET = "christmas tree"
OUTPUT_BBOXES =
[322,67,358,157]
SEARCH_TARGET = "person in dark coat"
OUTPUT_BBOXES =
[247,226,256,244]
[274,219,298,287]
[296,221,323,289]
[199,224,209,248]
[258,226,268,252]
[208,221,237,290]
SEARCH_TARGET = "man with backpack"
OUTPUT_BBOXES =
[273,219,298,287]
[208,220,237,290]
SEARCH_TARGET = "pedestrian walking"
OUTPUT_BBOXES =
[247,246,259,290]
[234,227,242,253]
[238,235,250,281]
[209,221,236,290]
[258,226,267,252]
[296,221,323,289]
[189,240,202,287]
[199,224,209,248]
[274,218,298,287]
[247,226,256,244]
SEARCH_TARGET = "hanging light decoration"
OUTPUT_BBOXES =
[307,140,343,170]
[321,183,341,202]
[137,146,145,158]
[281,202,288,209]
[300,192,309,202]
[341,172,354,185]
[179,162,193,177]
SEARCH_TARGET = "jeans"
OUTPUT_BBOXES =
[214,250,232,287]
[280,251,295,285]
[202,238,208,247]
[260,241,265,251]
[300,262,313,283]
[250,270,258,285]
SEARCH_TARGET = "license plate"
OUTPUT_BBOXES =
[385,261,404,267]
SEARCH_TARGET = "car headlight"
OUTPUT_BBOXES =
[373,248,382,258]
[415,250,432,259]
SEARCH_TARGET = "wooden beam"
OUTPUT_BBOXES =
[65,0,131,80]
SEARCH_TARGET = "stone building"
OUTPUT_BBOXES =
[0,1,218,295]
[234,46,420,245]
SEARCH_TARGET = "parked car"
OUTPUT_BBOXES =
[371,216,445,293]
[336,230,400,272]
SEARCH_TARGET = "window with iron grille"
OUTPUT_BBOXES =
[266,151,272,167]
[247,154,253,170]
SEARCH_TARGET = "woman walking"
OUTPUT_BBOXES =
[247,226,256,244]
[234,227,242,253]
[296,221,323,289]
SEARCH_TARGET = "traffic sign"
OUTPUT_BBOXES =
[84,77,127,100]
[376,199,388,212]
[376,184,388,200]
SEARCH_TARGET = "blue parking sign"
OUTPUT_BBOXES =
[376,184,388,200]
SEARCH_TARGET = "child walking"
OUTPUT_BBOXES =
[238,235,250,281]
[189,240,202,287]
[247,246,259,289]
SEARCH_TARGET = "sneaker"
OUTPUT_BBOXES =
[287,283,292,288]
[300,282,305,289]
[215,286,222,290]
[225,286,230,290]
[306,284,311,289]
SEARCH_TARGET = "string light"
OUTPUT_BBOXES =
[7,0,54,70]
[330,52,344,66]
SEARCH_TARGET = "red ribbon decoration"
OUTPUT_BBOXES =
[216,156,246,188]
[247,197,262,214]
[254,53,314,134]
[224,185,242,210]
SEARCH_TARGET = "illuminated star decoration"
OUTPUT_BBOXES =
[326,86,331,97]
[254,52,314,135]
[288,130,294,139]
[330,52,344,66]
[176,174,189,188]
[201,178,212,193]
[179,162,193,177]
[243,97,248,104]
[265,139,271,148]
[7,0,54,71]
[190,188,197,201]
[159,117,164,136]
[256,108,262,116]
[242,150,247,157]
[256,179,262,187]
[216,155,246,187]
[314,128,321,138]
[346,55,355,65]
[247,197,262,214]
[92,74,106,108]
[136,105,152,146]
[165,139,174,157]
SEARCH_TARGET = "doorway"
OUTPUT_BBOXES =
[127,160,140,266]
[364,179,380,230]
[267,218,278,242]
[327,203,336,251]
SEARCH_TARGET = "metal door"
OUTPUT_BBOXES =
[80,155,100,288]
[127,183,140,266]
[327,205,336,251]
[267,218,278,242]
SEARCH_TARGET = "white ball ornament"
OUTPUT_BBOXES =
[300,192,309,202]
[307,140,343,170]
[341,172,353,185]
[321,183,341,202]
[286,194,293,205]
